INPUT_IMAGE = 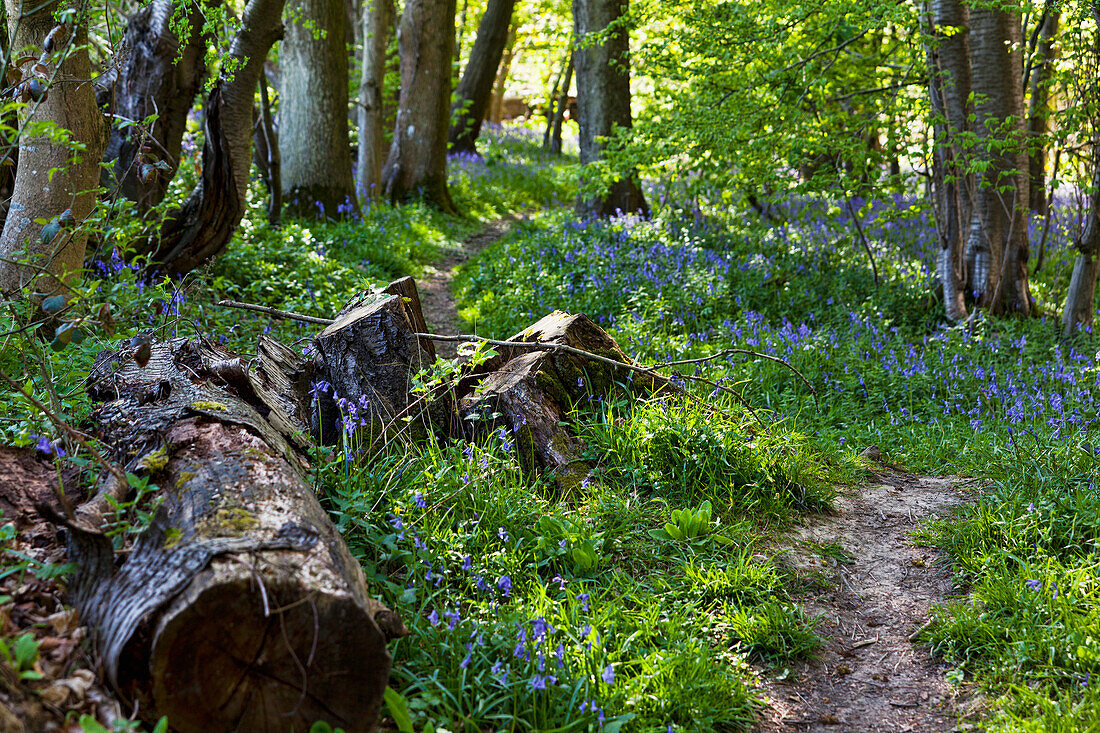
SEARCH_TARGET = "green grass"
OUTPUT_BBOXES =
[6,127,1100,730]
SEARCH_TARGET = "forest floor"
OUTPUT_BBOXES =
[418,217,977,732]
[756,454,974,732]
[418,216,517,358]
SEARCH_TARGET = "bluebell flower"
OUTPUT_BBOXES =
[602,664,615,685]
[427,608,440,626]
[498,575,512,597]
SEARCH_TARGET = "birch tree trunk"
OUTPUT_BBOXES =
[357,0,394,202]
[573,0,648,218]
[965,6,1032,315]
[0,5,106,296]
[381,0,457,213]
[280,0,358,218]
[925,0,971,321]
[448,0,516,155]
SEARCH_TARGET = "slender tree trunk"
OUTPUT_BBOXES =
[550,52,574,155]
[97,0,209,213]
[1061,6,1100,336]
[543,50,568,149]
[0,5,107,296]
[145,0,287,275]
[488,27,516,124]
[965,6,1032,315]
[381,0,457,213]
[449,0,516,155]
[573,0,647,218]
[258,75,281,225]
[357,0,394,202]
[1027,9,1059,216]
[925,0,971,321]
[280,0,358,218]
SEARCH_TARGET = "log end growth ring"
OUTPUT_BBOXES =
[150,575,390,732]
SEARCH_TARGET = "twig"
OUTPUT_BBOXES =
[217,299,336,326]
[845,197,879,287]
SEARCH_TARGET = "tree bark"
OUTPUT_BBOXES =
[1027,8,1059,216]
[381,0,458,213]
[550,51,574,155]
[1061,6,1100,336]
[62,338,403,731]
[357,0,395,202]
[448,0,516,155]
[97,0,209,213]
[280,0,358,219]
[965,6,1032,315]
[0,7,107,296]
[925,0,971,321]
[572,0,648,218]
[256,75,282,225]
[144,0,287,276]
[488,26,516,124]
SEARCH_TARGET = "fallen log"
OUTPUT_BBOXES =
[60,338,402,732]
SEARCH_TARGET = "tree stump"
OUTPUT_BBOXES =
[62,339,402,732]
[460,351,590,492]
[312,292,443,445]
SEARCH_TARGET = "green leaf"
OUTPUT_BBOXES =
[384,687,416,733]
[78,714,110,733]
[41,294,65,313]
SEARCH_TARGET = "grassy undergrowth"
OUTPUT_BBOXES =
[455,190,1100,730]
[5,127,1100,731]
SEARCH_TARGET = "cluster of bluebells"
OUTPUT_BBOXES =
[469,195,1099,446]
[375,432,633,728]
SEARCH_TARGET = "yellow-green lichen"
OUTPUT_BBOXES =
[140,448,170,473]
[175,471,198,489]
[198,507,258,537]
[190,401,228,411]
[162,528,183,549]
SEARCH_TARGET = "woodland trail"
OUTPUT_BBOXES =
[756,461,973,732]
[419,216,517,358]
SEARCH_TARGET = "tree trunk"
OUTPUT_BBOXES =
[0,8,107,296]
[965,6,1032,315]
[381,0,457,212]
[357,0,395,203]
[448,0,516,155]
[488,27,516,124]
[143,0,287,276]
[550,51,574,155]
[256,75,282,225]
[1027,8,1059,216]
[925,0,971,321]
[573,0,648,218]
[98,0,209,212]
[543,50,568,150]
[1061,7,1100,336]
[61,338,403,731]
[280,0,358,219]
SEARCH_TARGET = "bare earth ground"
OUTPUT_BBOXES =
[418,217,516,358]
[756,462,972,732]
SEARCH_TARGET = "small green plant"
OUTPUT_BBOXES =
[649,500,733,545]
[0,633,42,681]
[103,473,163,547]
[536,515,604,575]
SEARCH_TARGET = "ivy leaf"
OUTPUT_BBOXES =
[41,293,65,314]
[38,218,60,244]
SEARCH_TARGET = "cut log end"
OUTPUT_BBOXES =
[149,577,389,732]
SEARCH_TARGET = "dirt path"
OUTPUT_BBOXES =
[418,217,516,359]
[756,463,971,732]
